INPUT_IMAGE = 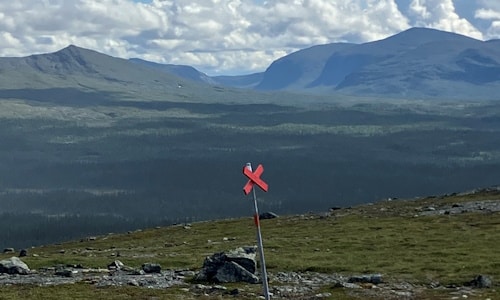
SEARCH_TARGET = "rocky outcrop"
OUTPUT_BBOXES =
[0,257,30,275]
[195,246,259,284]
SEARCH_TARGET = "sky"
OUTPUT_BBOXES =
[0,0,499,75]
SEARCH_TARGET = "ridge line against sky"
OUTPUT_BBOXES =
[0,0,499,76]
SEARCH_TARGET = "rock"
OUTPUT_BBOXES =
[19,249,27,257]
[142,263,161,274]
[259,212,278,220]
[214,261,259,284]
[3,248,14,254]
[348,274,383,284]
[108,260,125,270]
[107,260,137,273]
[128,279,140,286]
[195,246,259,284]
[55,268,76,277]
[225,246,257,274]
[229,288,240,295]
[0,257,30,275]
[467,275,492,288]
[315,292,332,298]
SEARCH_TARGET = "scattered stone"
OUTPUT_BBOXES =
[128,279,140,286]
[108,260,125,270]
[3,248,15,254]
[314,292,332,298]
[0,257,30,275]
[348,274,383,284]
[142,263,161,274]
[175,269,196,277]
[55,268,76,277]
[259,212,278,220]
[229,288,240,295]
[212,285,227,291]
[19,249,27,257]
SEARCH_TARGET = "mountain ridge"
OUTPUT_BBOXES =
[0,27,499,100]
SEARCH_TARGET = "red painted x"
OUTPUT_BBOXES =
[243,164,269,195]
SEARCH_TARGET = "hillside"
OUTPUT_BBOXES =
[0,45,275,105]
[248,27,500,99]
[0,188,499,299]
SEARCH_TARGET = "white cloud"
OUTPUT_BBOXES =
[475,0,500,39]
[408,0,483,39]
[0,0,493,75]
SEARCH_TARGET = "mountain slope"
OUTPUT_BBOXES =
[247,27,500,99]
[129,58,216,85]
[256,43,355,90]
[0,45,220,104]
[212,72,264,89]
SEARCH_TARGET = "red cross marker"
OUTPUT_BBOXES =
[243,164,269,195]
[241,162,270,299]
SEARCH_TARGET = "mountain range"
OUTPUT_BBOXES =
[0,27,499,101]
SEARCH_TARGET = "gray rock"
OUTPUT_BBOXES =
[467,275,493,288]
[225,246,257,274]
[348,274,383,284]
[0,257,30,275]
[142,263,161,274]
[214,261,259,284]
[108,260,125,270]
[55,268,75,277]
[259,212,278,220]
[195,246,259,284]
[3,248,14,254]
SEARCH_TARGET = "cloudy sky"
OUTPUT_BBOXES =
[0,0,499,75]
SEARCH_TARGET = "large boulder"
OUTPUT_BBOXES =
[196,246,259,284]
[0,257,30,275]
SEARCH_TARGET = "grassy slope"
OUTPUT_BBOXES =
[0,189,499,299]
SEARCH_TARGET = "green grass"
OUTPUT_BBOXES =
[1,190,499,299]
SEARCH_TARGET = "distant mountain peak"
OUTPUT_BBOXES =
[250,27,500,99]
[384,27,479,45]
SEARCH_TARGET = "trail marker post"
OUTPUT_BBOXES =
[242,162,270,300]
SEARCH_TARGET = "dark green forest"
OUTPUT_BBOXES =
[1,97,500,249]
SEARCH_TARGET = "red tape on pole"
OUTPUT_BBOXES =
[253,213,260,227]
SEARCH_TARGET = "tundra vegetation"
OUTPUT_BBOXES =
[0,189,498,299]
